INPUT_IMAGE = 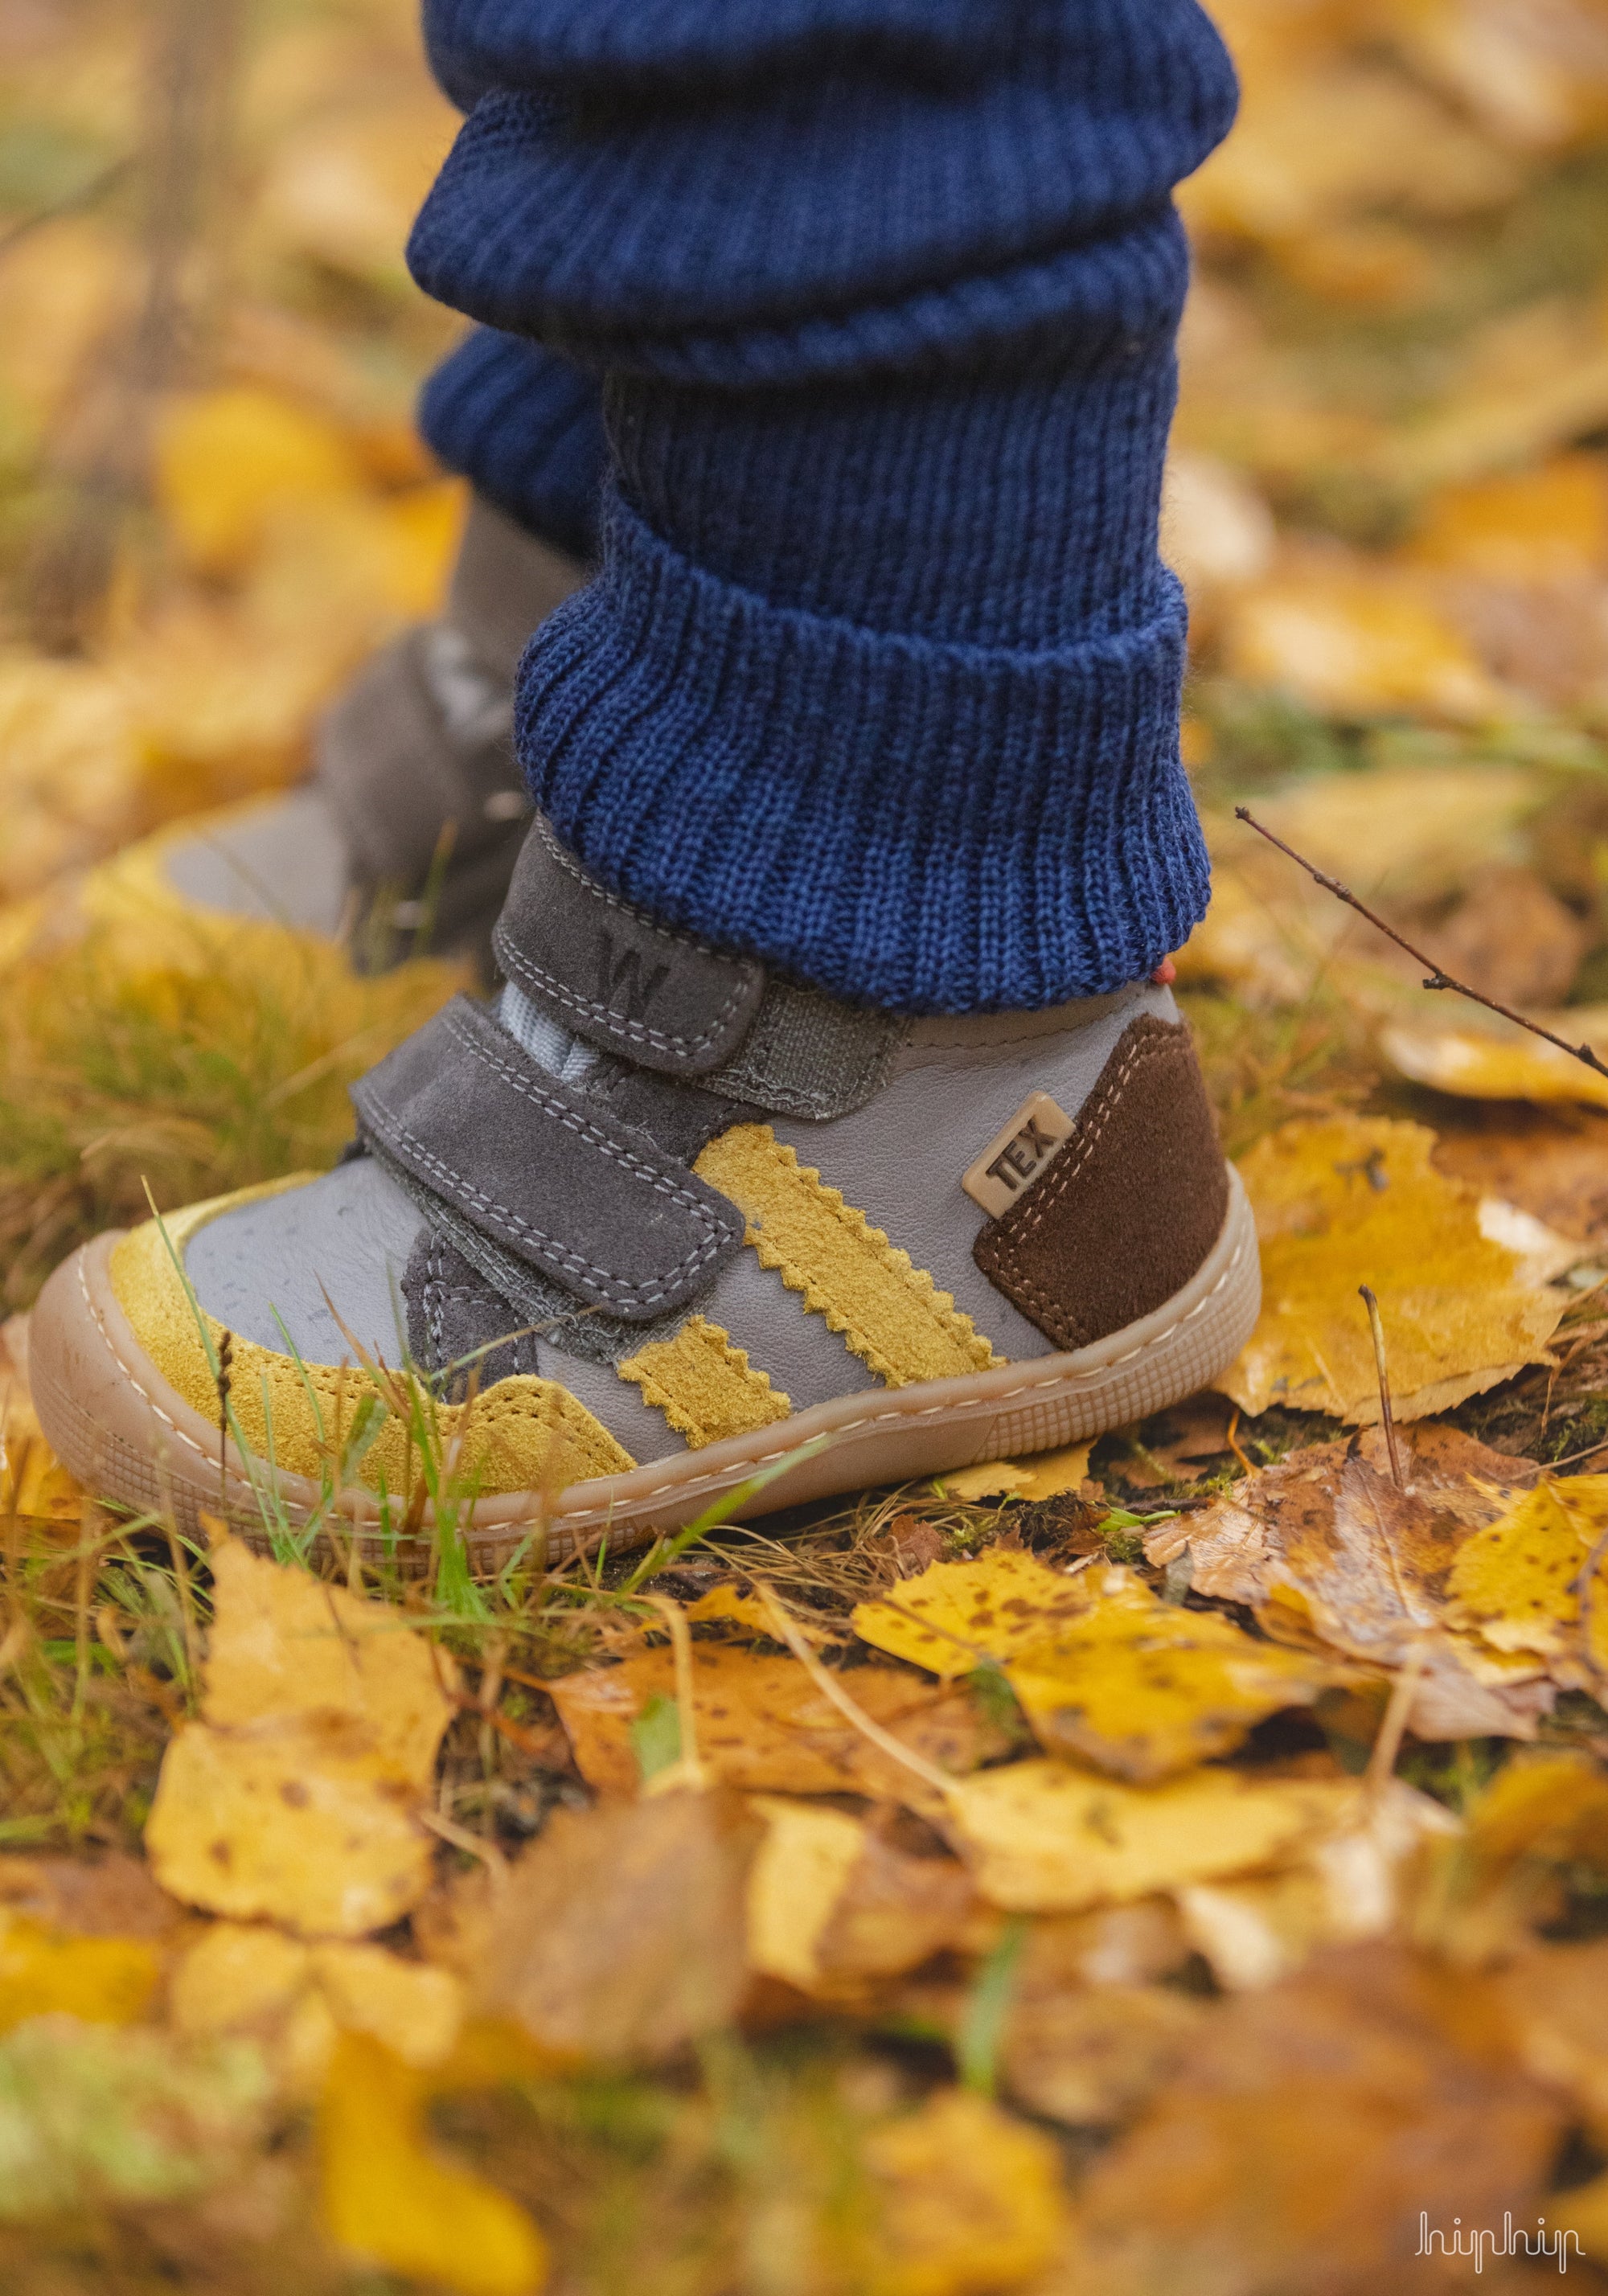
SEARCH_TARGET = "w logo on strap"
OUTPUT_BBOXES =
[597,929,670,1022]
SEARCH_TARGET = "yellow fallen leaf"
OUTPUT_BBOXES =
[857,1554,1337,1780]
[852,1550,1093,1683]
[0,1913,159,2032]
[1446,1475,1608,1674]
[1380,1011,1608,1112]
[1220,1115,1569,1421]
[1177,1781,1461,1990]
[1222,566,1507,721]
[146,1542,457,1937]
[170,1922,311,2038]
[1414,1753,1608,1964]
[1003,1568,1341,1781]
[1405,453,1608,582]
[146,1718,435,1938]
[170,1922,466,2097]
[168,1921,334,2098]
[155,387,363,576]
[320,2029,547,2296]
[745,1798,868,1991]
[312,1941,464,2070]
[202,1540,456,1788]
[939,1762,1352,1913]
[863,2089,1066,2296]
[683,1581,810,1638]
[938,1441,1093,1504]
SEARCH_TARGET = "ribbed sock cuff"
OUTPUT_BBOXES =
[518,501,1206,1013]
[419,328,605,562]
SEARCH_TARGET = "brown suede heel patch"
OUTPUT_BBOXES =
[973,1015,1229,1351]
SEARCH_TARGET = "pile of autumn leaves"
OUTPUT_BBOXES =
[15,1423,1608,2293]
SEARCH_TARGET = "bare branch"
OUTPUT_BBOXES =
[1235,806,1608,1081]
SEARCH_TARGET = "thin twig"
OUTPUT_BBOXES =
[418,1806,509,1888]
[1359,1286,1405,1491]
[1366,1643,1427,1798]
[1237,807,1608,1080]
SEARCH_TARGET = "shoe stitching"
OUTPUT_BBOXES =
[579,1206,1250,1522]
[493,817,761,1060]
[987,1024,1181,1329]
[361,1007,732,1307]
[77,1253,230,1481]
[85,1187,1249,1533]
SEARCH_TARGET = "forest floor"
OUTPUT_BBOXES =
[10,3,1608,2291]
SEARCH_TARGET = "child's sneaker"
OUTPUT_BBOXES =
[30,817,1257,1563]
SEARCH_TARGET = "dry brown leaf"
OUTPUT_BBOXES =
[1221,1115,1574,1421]
[0,1852,181,1941]
[1431,1107,1608,1244]
[1167,1425,1554,1739]
[474,1790,762,2064]
[1003,1979,1206,2130]
[1070,1948,1565,2296]
[1418,865,1591,1009]
[547,1643,1006,1805]
[938,1761,1355,1914]
[861,2089,1066,2296]
[1497,1939,1608,2147]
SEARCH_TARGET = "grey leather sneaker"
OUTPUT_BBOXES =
[30,818,1259,1564]
[67,499,585,975]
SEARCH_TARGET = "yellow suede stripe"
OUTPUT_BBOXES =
[109,1183,635,1499]
[617,1314,792,1451]
[694,1124,1003,1388]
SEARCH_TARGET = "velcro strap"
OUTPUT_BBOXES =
[493,816,766,1076]
[351,996,742,1320]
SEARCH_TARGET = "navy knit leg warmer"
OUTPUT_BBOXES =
[419,330,605,564]
[409,0,1239,1013]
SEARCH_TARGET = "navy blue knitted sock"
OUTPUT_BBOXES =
[419,330,605,563]
[409,0,1239,1012]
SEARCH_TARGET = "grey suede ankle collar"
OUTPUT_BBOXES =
[493,814,902,1121]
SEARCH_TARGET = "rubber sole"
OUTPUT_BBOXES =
[29,1169,1260,1569]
